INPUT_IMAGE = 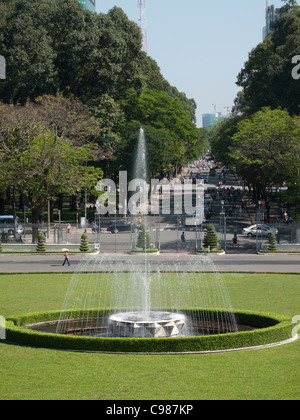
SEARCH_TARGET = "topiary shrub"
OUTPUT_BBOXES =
[5,309,293,353]
[268,233,277,252]
[36,233,46,253]
[80,233,90,253]
[136,224,152,250]
[203,224,219,250]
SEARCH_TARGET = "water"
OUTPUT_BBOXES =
[134,127,148,182]
[132,127,150,314]
[56,127,238,338]
[55,253,238,337]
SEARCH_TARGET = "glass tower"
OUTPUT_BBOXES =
[263,5,280,40]
[78,0,96,12]
[202,113,226,129]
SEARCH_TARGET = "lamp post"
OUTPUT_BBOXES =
[220,200,227,252]
[256,201,263,253]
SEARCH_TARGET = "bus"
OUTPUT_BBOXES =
[0,216,23,237]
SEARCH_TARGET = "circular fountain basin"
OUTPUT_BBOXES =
[108,311,185,338]
[5,309,294,354]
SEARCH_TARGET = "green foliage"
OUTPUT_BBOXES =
[79,233,90,253]
[6,309,292,353]
[203,224,219,250]
[0,240,2,253]
[36,233,46,253]
[0,97,102,242]
[0,0,197,180]
[136,224,152,250]
[230,108,300,196]
[235,3,300,115]
[211,108,300,200]
[0,1,144,104]
[268,233,278,252]
[119,89,200,176]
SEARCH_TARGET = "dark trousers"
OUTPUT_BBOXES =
[63,257,70,266]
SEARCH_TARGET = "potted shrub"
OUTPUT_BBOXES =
[36,233,46,253]
[79,233,90,253]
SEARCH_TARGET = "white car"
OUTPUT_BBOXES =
[242,224,278,237]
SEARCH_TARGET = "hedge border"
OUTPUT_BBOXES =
[5,309,293,354]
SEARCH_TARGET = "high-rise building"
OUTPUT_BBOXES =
[202,113,226,129]
[78,0,96,13]
[263,5,280,40]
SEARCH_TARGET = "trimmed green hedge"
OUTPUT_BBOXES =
[5,309,293,353]
[131,249,159,253]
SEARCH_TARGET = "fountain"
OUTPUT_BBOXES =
[54,127,238,339]
[6,127,293,353]
[108,311,186,338]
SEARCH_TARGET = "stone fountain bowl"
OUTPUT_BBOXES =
[108,311,186,338]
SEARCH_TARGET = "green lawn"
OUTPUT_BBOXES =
[0,272,300,400]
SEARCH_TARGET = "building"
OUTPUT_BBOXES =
[202,113,226,129]
[78,0,96,12]
[263,5,281,40]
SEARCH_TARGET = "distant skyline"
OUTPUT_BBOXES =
[96,1,291,127]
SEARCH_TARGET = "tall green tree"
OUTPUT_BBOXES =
[121,88,199,168]
[116,121,176,180]
[230,107,300,199]
[0,97,102,242]
[0,0,144,104]
[235,2,300,116]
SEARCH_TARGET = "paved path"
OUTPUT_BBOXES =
[0,253,299,273]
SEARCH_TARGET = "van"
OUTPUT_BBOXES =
[0,216,23,236]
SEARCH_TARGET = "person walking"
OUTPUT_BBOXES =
[181,232,187,249]
[232,233,239,248]
[62,250,70,267]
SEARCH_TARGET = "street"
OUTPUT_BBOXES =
[0,252,299,273]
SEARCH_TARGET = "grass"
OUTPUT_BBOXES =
[0,272,300,400]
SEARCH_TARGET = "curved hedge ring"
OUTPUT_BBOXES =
[5,309,294,354]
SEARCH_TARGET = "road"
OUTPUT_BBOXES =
[82,170,261,254]
[0,253,299,273]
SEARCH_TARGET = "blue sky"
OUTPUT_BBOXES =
[96,0,289,127]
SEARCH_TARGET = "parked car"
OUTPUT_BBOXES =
[107,220,140,234]
[0,215,23,236]
[242,224,278,237]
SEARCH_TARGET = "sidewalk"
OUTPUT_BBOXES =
[0,252,299,273]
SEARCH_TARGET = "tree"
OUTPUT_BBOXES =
[0,96,103,242]
[235,3,300,116]
[203,224,219,250]
[89,94,124,163]
[36,233,46,253]
[230,108,300,200]
[79,233,90,253]
[120,88,200,171]
[268,233,277,252]
[210,115,244,170]
[0,1,146,104]
[116,121,175,180]
[136,224,152,250]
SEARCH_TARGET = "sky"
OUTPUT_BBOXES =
[96,0,289,127]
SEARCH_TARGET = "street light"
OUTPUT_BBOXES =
[220,200,227,252]
[256,201,263,253]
